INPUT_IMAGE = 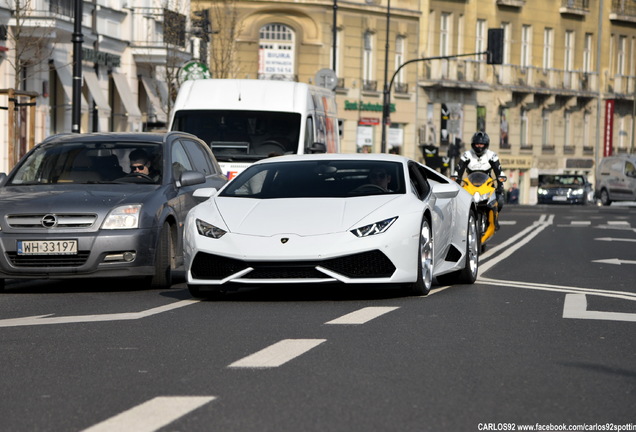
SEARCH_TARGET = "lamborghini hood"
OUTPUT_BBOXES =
[213,196,402,236]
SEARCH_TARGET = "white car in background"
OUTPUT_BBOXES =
[183,153,479,298]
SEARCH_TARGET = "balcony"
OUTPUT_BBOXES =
[131,7,190,66]
[394,82,409,94]
[560,0,590,16]
[421,59,489,90]
[497,0,525,7]
[362,80,378,92]
[610,0,636,23]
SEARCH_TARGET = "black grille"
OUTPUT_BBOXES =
[7,251,91,267]
[190,250,396,281]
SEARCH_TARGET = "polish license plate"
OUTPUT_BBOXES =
[17,240,78,255]
[552,196,568,201]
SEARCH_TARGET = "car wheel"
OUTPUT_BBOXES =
[600,189,612,206]
[437,211,479,285]
[404,218,433,296]
[150,222,173,289]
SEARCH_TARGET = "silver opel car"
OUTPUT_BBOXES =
[0,132,228,291]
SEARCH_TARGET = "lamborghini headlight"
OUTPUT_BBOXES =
[350,217,398,238]
[102,205,141,229]
[196,219,227,239]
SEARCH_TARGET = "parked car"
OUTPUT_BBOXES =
[537,174,594,205]
[0,132,228,291]
[595,155,636,205]
[183,153,479,299]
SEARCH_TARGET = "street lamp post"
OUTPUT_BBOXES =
[380,0,391,153]
[72,0,83,133]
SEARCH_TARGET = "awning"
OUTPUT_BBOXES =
[53,60,88,110]
[83,70,111,113]
[140,76,168,123]
[111,72,142,118]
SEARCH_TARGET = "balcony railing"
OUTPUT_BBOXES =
[362,80,378,92]
[610,0,636,23]
[560,0,590,15]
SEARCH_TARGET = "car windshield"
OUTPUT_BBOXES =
[220,160,405,198]
[171,110,301,162]
[8,141,163,185]
[540,175,586,186]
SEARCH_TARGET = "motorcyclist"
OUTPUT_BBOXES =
[450,131,507,229]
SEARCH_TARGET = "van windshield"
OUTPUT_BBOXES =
[171,110,301,162]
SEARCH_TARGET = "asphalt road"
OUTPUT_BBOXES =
[1,204,635,432]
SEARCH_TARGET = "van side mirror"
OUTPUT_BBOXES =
[307,142,327,154]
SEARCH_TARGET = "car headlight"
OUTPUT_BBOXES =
[102,205,141,229]
[571,188,584,196]
[350,217,397,238]
[196,219,227,239]
[538,188,548,196]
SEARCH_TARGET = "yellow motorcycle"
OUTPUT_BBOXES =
[460,172,503,250]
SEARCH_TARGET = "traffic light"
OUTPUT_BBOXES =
[192,9,211,42]
[487,28,504,65]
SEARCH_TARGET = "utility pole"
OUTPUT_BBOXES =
[380,0,391,153]
[72,0,83,133]
[332,0,338,72]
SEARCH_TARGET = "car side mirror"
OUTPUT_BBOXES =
[307,142,327,154]
[0,173,6,187]
[432,183,460,199]
[193,187,218,202]
[179,170,206,187]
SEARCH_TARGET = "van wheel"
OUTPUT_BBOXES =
[600,189,612,206]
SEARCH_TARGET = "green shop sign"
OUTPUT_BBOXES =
[344,100,395,113]
[82,48,121,67]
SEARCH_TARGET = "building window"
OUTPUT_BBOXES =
[362,31,377,90]
[258,23,296,81]
[520,109,528,148]
[395,36,406,90]
[564,30,575,72]
[502,22,511,65]
[543,28,553,70]
[476,19,487,61]
[440,13,451,57]
[617,35,627,76]
[521,25,532,67]
[583,33,593,73]
[564,111,571,150]
[542,110,550,148]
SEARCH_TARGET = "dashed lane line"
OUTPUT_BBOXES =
[325,306,400,325]
[80,396,215,432]
[228,339,327,369]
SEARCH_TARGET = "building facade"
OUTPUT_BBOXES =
[0,0,191,173]
[2,0,636,205]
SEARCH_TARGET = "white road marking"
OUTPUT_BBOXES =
[325,306,399,325]
[499,220,517,225]
[592,258,636,266]
[607,221,630,226]
[595,237,636,243]
[228,339,326,368]
[478,276,636,302]
[563,294,636,322]
[479,214,554,273]
[0,299,200,328]
[571,221,591,226]
[81,396,215,432]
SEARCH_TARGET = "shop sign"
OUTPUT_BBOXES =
[603,100,614,157]
[500,155,533,169]
[82,48,120,67]
[359,117,380,125]
[344,100,395,113]
[179,61,211,81]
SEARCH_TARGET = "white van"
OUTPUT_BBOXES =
[169,79,340,180]
[595,155,636,205]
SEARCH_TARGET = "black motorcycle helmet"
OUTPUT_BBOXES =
[471,131,490,156]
